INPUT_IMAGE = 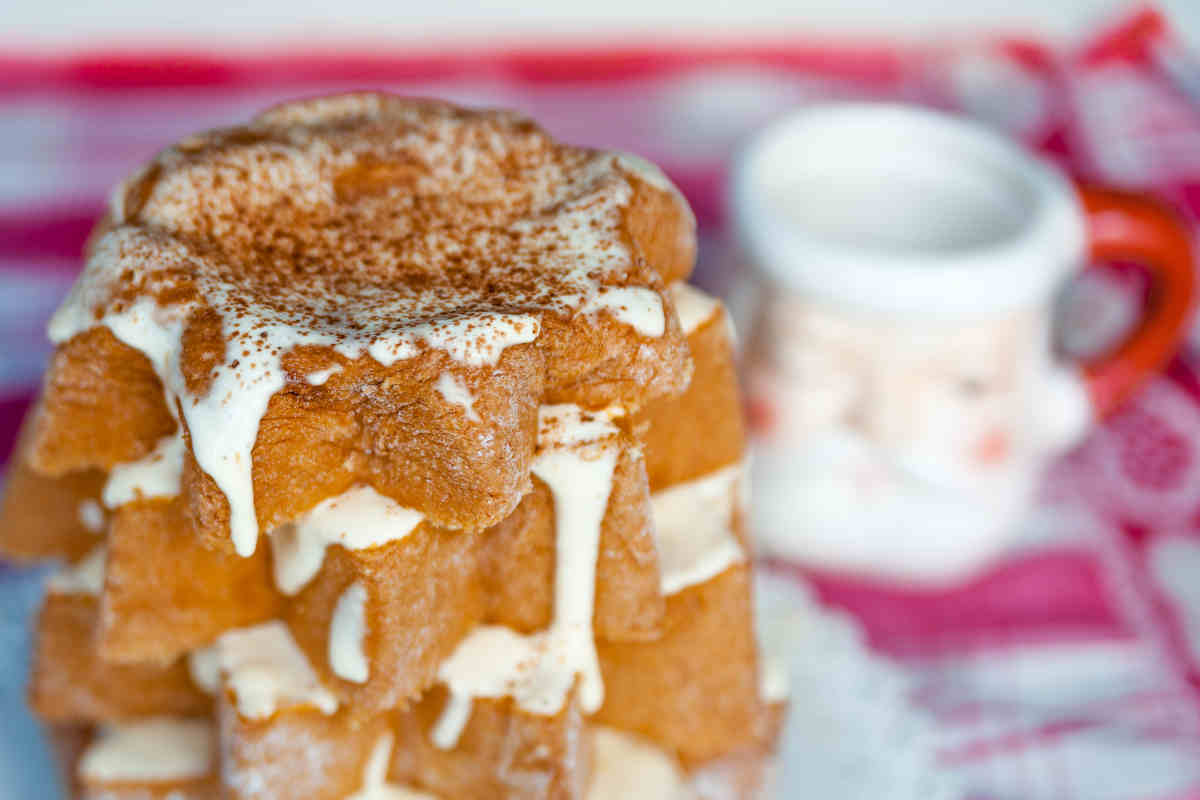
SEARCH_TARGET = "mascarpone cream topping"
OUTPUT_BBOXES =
[79,718,213,784]
[269,485,425,596]
[651,462,746,596]
[432,404,620,748]
[211,621,338,719]
[47,546,106,596]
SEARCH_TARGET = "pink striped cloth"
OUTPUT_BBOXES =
[4,8,1200,798]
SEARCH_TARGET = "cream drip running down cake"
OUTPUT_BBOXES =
[0,93,787,799]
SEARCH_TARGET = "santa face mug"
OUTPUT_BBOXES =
[733,103,1195,585]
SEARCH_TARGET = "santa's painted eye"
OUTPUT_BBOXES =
[959,377,989,397]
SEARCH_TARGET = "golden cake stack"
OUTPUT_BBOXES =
[0,93,786,800]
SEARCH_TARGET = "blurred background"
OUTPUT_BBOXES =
[5,0,1200,45]
[8,2,1200,798]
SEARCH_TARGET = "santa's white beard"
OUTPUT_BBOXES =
[751,431,1035,584]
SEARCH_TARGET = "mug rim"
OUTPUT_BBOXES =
[730,102,1087,317]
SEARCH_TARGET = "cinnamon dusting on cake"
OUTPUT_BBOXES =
[69,94,660,351]
[48,93,684,557]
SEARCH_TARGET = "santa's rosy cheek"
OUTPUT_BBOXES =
[971,429,1011,466]
[746,394,776,435]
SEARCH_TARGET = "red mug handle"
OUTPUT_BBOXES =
[1077,184,1197,417]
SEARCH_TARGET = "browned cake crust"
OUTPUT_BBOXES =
[47,724,91,799]
[31,330,178,474]
[0,410,105,563]
[635,299,745,491]
[217,685,589,800]
[99,499,283,665]
[595,564,767,766]
[218,691,389,800]
[391,688,591,800]
[30,593,210,723]
[0,461,104,563]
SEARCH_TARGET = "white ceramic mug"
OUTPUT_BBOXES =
[732,103,1195,585]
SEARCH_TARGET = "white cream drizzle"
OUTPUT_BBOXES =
[304,365,343,386]
[760,656,790,703]
[346,733,437,800]
[587,726,690,800]
[430,692,474,751]
[48,235,544,558]
[187,645,221,695]
[47,545,106,596]
[434,372,480,423]
[667,282,721,336]
[79,718,213,784]
[268,485,425,596]
[613,152,672,188]
[432,626,577,749]
[102,432,185,508]
[329,581,369,684]
[578,287,666,337]
[433,404,620,749]
[537,404,623,447]
[76,499,106,534]
[212,621,338,720]
[47,129,676,560]
[651,462,747,596]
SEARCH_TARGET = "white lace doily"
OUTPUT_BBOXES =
[756,570,961,800]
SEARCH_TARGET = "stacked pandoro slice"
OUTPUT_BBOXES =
[0,93,787,800]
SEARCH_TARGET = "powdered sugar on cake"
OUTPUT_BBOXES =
[47,95,680,557]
